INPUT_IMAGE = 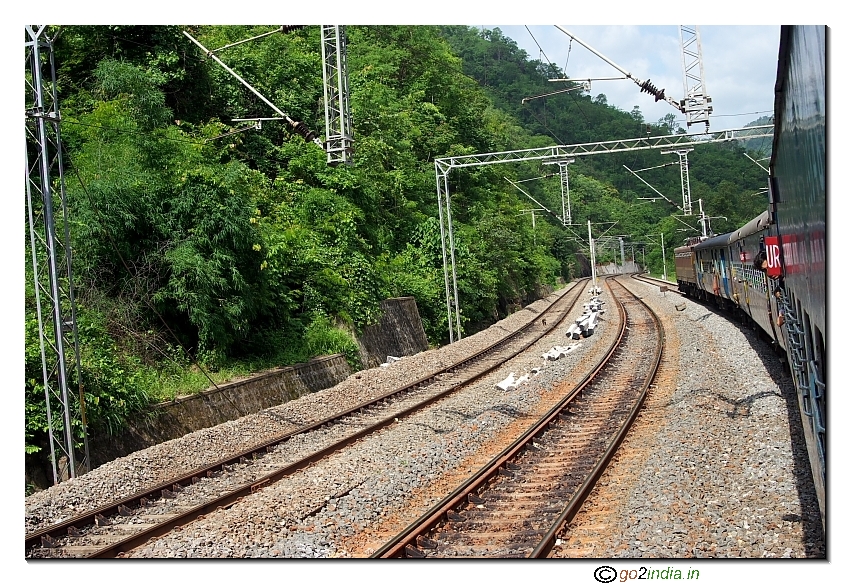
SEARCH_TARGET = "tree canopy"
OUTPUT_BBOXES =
[25,25,771,467]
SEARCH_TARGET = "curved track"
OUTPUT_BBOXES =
[27,281,589,558]
[630,273,683,296]
[372,276,663,558]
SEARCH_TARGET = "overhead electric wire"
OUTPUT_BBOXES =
[712,110,773,118]
[524,105,568,145]
[531,26,594,130]
[521,26,593,133]
[563,37,573,77]
[525,25,556,70]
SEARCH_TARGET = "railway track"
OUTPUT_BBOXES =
[26,280,589,558]
[630,273,683,296]
[371,276,663,558]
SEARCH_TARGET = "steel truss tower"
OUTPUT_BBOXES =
[25,25,89,483]
[321,25,353,165]
[679,26,712,131]
[663,148,695,215]
[435,125,773,341]
[544,158,575,226]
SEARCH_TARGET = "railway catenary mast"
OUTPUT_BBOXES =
[434,125,773,342]
[321,25,354,165]
[25,25,90,483]
[679,25,713,131]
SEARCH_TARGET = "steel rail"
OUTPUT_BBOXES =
[27,280,588,557]
[372,276,634,558]
[630,272,685,296]
[373,276,663,559]
[83,281,585,558]
[529,277,664,557]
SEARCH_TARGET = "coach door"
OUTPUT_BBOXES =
[719,249,731,298]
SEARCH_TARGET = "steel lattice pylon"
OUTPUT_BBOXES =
[663,148,695,215]
[556,159,575,226]
[679,26,713,131]
[321,25,353,165]
[25,25,89,483]
[435,125,774,341]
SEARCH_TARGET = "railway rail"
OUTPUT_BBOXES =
[372,276,663,558]
[27,280,590,558]
[630,273,683,296]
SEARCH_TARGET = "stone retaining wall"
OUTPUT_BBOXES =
[357,297,430,369]
[88,354,352,468]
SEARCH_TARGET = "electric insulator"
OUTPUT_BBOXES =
[639,79,666,102]
[289,120,316,142]
[279,26,305,34]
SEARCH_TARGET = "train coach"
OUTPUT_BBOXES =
[674,25,825,528]
[674,210,785,350]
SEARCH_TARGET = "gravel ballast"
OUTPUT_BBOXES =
[26,277,824,559]
[551,276,824,559]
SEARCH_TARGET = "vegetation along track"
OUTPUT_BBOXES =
[372,276,663,558]
[26,280,589,558]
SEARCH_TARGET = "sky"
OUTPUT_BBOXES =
[495,25,780,135]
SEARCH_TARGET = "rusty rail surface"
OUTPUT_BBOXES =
[372,276,663,558]
[27,280,589,558]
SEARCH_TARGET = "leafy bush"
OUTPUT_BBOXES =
[24,300,152,454]
[304,314,362,370]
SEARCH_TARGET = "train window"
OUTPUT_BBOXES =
[738,262,766,294]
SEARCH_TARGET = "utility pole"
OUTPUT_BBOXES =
[697,199,727,237]
[25,25,89,483]
[661,232,667,281]
[619,237,626,274]
[588,220,598,294]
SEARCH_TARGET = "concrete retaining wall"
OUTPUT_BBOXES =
[357,297,430,369]
[84,297,430,470]
[88,354,352,468]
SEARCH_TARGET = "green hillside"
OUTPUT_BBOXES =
[25,25,771,471]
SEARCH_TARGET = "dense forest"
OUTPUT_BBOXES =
[25,25,771,474]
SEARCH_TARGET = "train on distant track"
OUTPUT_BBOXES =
[673,25,825,527]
